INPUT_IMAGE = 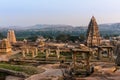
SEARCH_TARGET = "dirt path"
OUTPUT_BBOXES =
[26,64,63,80]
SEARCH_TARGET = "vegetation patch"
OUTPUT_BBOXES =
[35,52,46,58]
[9,53,22,59]
[0,63,44,75]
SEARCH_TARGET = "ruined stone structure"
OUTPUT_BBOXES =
[98,46,114,61]
[36,36,45,48]
[45,48,60,60]
[0,39,12,53]
[21,46,38,58]
[37,40,45,47]
[115,42,120,65]
[71,48,94,76]
[7,30,16,43]
[86,16,101,47]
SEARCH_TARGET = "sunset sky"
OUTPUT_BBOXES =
[0,0,120,26]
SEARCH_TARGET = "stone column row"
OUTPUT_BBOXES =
[45,48,60,60]
[22,48,38,58]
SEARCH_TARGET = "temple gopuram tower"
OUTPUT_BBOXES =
[0,39,12,53]
[86,16,101,47]
[7,30,16,43]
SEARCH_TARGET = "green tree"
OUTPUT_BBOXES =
[27,36,38,42]
[56,34,70,42]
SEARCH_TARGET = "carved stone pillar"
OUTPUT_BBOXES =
[26,49,29,54]
[73,52,76,68]
[109,48,114,61]
[56,49,60,59]
[32,50,35,58]
[35,48,38,56]
[46,50,48,59]
[22,50,26,58]
[98,48,101,60]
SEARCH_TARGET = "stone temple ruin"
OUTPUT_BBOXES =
[0,30,16,54]
[86,16,101,47]
[21,45,38,58]
[115,42,120,65]
[86,16,114,61]
[60,16,116,78]
[1,17,120,80]
[7,30,16,44]
[45,47,60,60]
[0,39,12,54]
[19,39,38,58]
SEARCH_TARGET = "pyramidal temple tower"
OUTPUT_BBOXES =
[0,39,12,53]
[7,30,16,43]
[86,16,101,47]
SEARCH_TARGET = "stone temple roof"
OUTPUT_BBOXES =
[87,16,100,37]
[86,16,101,47]
[0,39,11,48]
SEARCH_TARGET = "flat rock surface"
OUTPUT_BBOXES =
[26,64,63,80]
[5,76,24,80]
[26,62,120,80]
[83,62,120,80]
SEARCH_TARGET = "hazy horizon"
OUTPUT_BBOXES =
[0,0,120,27]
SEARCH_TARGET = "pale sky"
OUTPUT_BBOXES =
[0,0,120,26]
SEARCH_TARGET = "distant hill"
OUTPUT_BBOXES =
[15,23,120,33]
[0,23,120,39]
[99,23,120,35]
[1,23,120,32]
[22,23,120,35]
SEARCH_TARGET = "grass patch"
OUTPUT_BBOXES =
[35,52,46,58]
[10,52,22,59]
[0,63,44,75]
